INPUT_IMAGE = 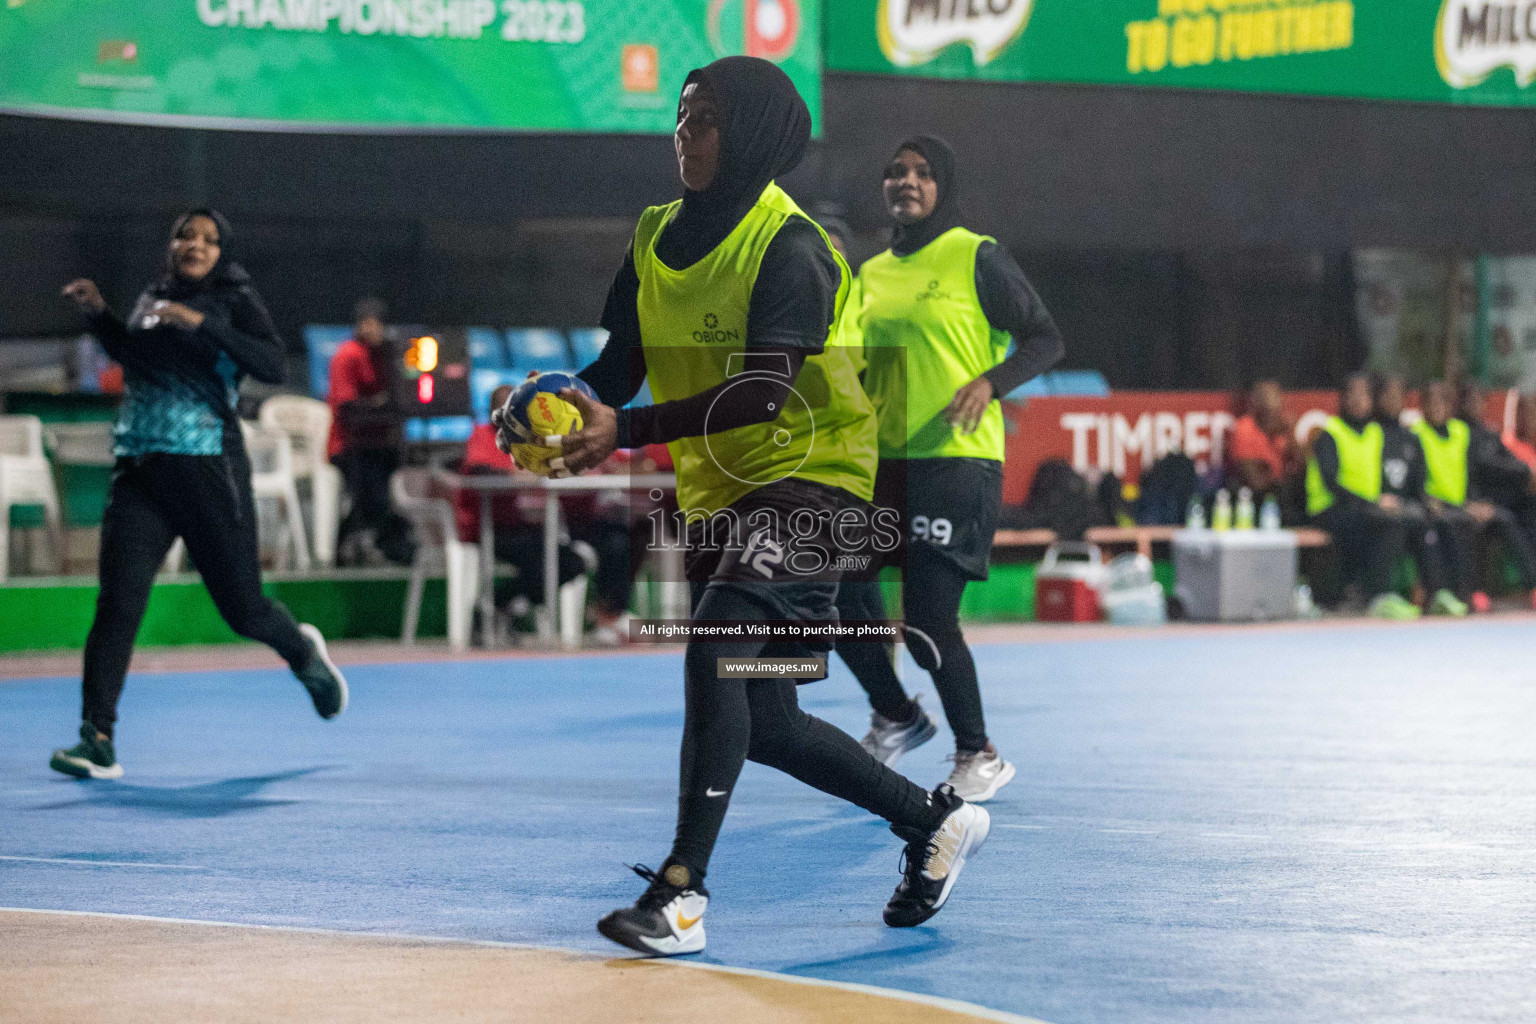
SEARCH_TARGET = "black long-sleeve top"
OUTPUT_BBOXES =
[86,260,285,457]
[972,240,1065,396]
[1379,421,1427,500]
[1466,419,1533,504]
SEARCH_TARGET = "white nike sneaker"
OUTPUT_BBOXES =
[597,863,708,957]
[860,695,938,768]
[943,746,1016,803]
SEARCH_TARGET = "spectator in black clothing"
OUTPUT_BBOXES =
[1373,374,1459,612]
[1457,382,1536,606]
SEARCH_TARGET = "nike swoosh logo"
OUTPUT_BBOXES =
[677,912,702,930]
[705,787,727,797]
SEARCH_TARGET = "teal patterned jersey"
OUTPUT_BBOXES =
[90,261,287,459]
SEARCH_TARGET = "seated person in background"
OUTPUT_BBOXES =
[1374,374,1462,615]
[1305,373,1419,619]
[1456,382,1536,608]
[1504,392,1536,472]
[1228,380,1303,523]
[327,297,414,565]
[455,384,587,629]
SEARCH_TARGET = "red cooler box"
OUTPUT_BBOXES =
[1035,542,1109,622]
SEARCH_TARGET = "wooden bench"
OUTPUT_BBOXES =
[992,526,1331,559]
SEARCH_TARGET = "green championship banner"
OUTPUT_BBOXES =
[828,0,1536,106]
[0,0,819,132]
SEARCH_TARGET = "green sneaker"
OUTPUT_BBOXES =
[1368,593,1422,621]
[50,722,124,780]
[1430,589,1469,617]
[295,623,348,719]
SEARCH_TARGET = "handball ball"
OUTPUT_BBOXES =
[499,371,597,477]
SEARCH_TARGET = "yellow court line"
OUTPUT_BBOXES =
[0,906,1058,1024]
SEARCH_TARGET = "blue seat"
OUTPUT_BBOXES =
[567,328,609,369]
[505,328,573,373]
[470,368,526,423]
[426,416,475,443]
[468,327,509,369]
[303,325,354,400]
[1045,370,1110,397]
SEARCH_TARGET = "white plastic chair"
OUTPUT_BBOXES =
[0,414,64,580]
[240,420,312,571]
[392,468,480,649]
[259,395,342,567]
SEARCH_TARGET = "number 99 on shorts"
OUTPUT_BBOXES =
[911,516,952,546]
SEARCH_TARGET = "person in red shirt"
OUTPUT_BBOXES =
[326,298,413,565]
[1227,379,1303,521]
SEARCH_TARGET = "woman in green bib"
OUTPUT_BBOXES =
[835,136,1063,803]
[1304,373,1418,618]
[534,58,989,958]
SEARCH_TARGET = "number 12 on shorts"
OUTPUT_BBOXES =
[911,516,952,546]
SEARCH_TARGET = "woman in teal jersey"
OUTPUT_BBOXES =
[836,136,1063,803]
[514,60,989,957]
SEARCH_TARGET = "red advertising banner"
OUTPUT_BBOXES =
[1000,390,1338,505]
[1000,389,1521,505]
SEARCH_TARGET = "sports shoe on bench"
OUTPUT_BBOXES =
[598,862,709,957]
[943,745,1016,803]
[295,623,348,719]
[50,721,124,780]
[861,695,938,768]
[884,784,990,927]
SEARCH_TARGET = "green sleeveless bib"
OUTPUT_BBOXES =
[1412,419,1470,506]
[855,227,1013,461]
[1305,417,1384,515]
[633,182,877,516]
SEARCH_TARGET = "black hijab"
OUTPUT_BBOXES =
[153,206,249,301]
[655,56,812,270]
[889,134,966,257]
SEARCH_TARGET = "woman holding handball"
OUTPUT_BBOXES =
[499,57,989,957]
[835,136,1064,801]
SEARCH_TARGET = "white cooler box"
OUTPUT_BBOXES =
[1172,529,1297,622]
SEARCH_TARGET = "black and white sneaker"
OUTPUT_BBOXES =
[295,623,348,719]
[598,862,709,957]
[860,695,938,768]
[884,784,990,928]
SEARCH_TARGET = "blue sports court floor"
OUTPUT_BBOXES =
[3,620,1534,1023]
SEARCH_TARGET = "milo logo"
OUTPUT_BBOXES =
[877,0,1033,67]
[1437,0,1536,88]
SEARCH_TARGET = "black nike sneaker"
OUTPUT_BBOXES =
[884,784,990,927]
[597,862,709,956]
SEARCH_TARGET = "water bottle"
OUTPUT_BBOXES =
[1185,494,1206,530]
[1259,494,1281,531]
[1212,488,1232,532]
[1235,487,1255,530]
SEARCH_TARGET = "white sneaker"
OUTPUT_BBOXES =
[943,747,1016,803]
[860,695,938,768]
[597,864,709,957]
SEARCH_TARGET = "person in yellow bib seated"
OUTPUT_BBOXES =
[1419,381,1536,610]
[1305,373,1419,619]
[832,135,1063,803]
[526,58,989,958]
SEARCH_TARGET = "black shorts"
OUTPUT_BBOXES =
[870,457,1003,581]
[685,478,872,634]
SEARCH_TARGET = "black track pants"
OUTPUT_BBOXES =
[81,451,311,738]
[835,545,988,753]
[669,586,944,879]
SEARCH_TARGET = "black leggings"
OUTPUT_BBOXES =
[82,451,311,738]
[670,586,943,878]
[835,545,988,753]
